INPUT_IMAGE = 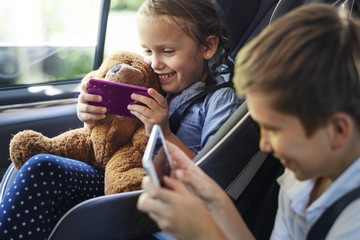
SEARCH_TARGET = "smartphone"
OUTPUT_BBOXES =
[142,125,173,187]
[87,78,152,118]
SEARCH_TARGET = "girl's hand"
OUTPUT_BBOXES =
[128,88,170,136]
[77,80,107,128]
[137,176,226,240]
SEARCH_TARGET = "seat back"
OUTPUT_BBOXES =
[231,0,282,58]
[48,190,158,240]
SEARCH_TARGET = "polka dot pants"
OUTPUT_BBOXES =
[0,154,104,240]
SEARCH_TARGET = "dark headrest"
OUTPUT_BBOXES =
[216,0,260,52]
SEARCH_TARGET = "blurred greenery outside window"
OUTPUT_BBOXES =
[0,0,143,87]
[105,0,143,59]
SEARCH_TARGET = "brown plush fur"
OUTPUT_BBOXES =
[9,51,161,195]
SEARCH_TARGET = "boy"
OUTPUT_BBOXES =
[137,4,360,239]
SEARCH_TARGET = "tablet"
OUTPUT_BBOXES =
[142,125,173,187]
[87,78,151,118]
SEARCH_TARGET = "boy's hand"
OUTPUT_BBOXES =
[77,80,107,128]
[166,142,228,210]
[139,142,252,240]
[128,88,170,136]
[137,176,226,240]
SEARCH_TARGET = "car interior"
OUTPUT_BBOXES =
[0,0,358,239]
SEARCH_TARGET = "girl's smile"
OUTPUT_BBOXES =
[157,72,177,83]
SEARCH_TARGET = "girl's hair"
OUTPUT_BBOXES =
[138,0,230,88]
[234,4,360,136]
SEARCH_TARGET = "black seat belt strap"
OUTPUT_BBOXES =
[306,185,360,240]
[225,150,268,200]
[169,81,233,134]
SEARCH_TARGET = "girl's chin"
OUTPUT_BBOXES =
[161,86,181,96]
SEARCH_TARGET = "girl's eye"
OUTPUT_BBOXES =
[143,49,152,55]
[164,50,175,54]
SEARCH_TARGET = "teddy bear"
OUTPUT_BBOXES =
[9,51,161,194]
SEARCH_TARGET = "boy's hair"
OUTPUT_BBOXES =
[234,4,360,135]
[138,0,230,87]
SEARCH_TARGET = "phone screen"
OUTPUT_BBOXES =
[152,137,171,186]
[143,125,173,187]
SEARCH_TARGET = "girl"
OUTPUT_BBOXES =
[0,0,242,239]
[78,0,243,158]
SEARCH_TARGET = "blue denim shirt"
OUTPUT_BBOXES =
[167,76,243,154]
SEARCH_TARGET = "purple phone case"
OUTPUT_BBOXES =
[87,78,151,118]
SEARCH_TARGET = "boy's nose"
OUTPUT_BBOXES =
[259,131,273,153]
[259,137,273,153]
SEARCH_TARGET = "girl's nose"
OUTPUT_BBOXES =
[149,55,164,71]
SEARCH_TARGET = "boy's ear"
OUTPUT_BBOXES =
[203,36,219,60]
[327,113,353,149]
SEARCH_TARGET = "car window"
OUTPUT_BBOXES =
[0,0,100,87]
[105,0,143,57]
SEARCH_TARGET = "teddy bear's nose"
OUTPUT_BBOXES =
[110,65,122,73]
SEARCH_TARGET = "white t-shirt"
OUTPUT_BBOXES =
[270,157,360,239]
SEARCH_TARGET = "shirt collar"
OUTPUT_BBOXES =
[166,75,226,116]
[277,169,313,216]
[167,81,204,116]
[278,157,360,219]
[308,157,360,212]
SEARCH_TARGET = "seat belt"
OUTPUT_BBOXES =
[306,185,360,240]
[168,81,233,134]
[225,150,268,200]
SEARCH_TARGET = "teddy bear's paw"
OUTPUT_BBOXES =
[132,127,149,151]
[9,130,50,170]
[104,168,146,195]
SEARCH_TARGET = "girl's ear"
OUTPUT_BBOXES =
[203,36,219,60]
[327,112,353,149]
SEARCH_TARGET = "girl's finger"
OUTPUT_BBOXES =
[147,88,168,108]
[81,79,89,93]
[130,93,155,107]
[131,89,167,111]
[78,92,103,104]
[128,104,154,119]
[77,101,107,115]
